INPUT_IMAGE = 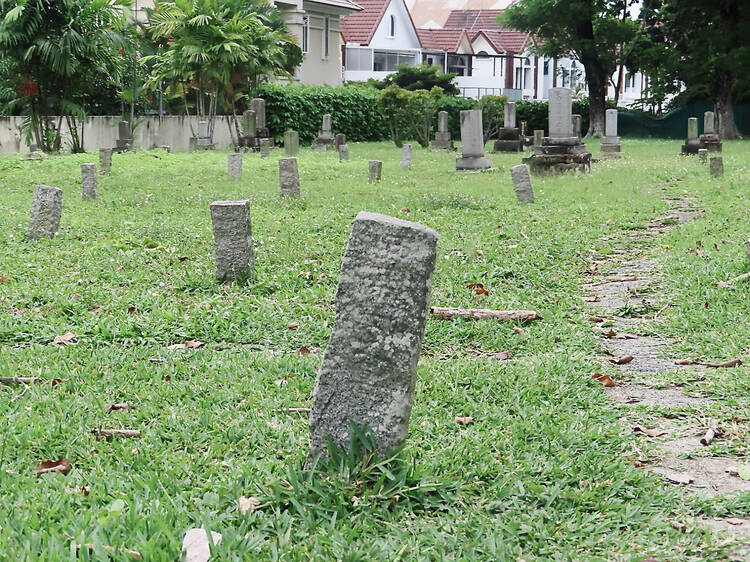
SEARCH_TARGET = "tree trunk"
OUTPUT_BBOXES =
[581,56,607,137]
[715,74,741,139]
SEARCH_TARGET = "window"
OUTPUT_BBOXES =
[447,54,470,76]
[323,17,329,58]
[346,47,374,71]
[570,62,578,88]
[543,59,549,75]
[301,16,309,54]
[388,15,395,37]
[373,50,418,71]
[476,50,489,59]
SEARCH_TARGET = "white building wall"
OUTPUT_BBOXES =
[370,0,422,49]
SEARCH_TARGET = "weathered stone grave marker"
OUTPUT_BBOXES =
[523,88,590,174]
[456,109,491,170]
[284,130,299,157]
[27,185,62,240]
[81,164,97,199]
[401,144,412,170]
[334,133,346,152]
[681,117,700,154]
[227,153,242,179]
[210,200,254,282]
[533,130,544,147]
[251,98,267,137]
[710,156,723,178]
[99,148,112,173]
[510,164,534,203]
[571,114,582,139]
[698,149,708,164]
[279,158,300,197]
[601,109,622,158]
[259,139,271,158]
[339,144,349,161]
[493,102,522,152]
[700,111,722,152]
[307,211,438,463]
[431,110,453,149]
[116,121,132,152]
[314,114,334,150]
[369,160,382,182]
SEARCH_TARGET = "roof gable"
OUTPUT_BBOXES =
[341,0,420,46]
[417,29,473,53]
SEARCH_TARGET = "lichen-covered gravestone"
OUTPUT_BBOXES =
[369,160,382,183]
[99,148,112,173]
[510,164,534,203]
[81,163,97,199]
[27,185,62,240]
[227,153,242,179]
[279,158,300,197]
[456,109,491,170]
[307,211,438,464]
[209,200,254,282]
[710,157,723,178]
[401,144,412,170]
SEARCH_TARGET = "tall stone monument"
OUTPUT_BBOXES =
[431,111,453,149]
[210,200,254,282]
[456,109,491,170]
[307,211,438,464]
[523,88,591,174]
[699,111,722,152]
[27,185,62,240]
[681,117,700,154]
[600,109,622,158]
[492,102,522,152]
[314,114,335,150]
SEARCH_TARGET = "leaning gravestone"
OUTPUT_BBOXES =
[431,110,453,150]
[700,111,722,152]
[600,109,622,158]
[314,114,335,150]
[698,149,708,164]
[306,211,438,464]
[492,102,522,152]
[523,88,591,174]
[284,130,299,157]
[228,153,242,179]
[710,157,723,178]
[81,164,97,200]
[401,144,412,170]
[510,164,534,203]
[210,200,254,282]
[99,148,112,173]
[681,117,700,154]
[27,185,62,240]
[369,160,382,183]
[259,139,271,158]
[279,158,300,197]
[456,109,491,170]
[339,144,349,161]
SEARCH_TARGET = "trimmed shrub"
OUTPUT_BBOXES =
[435,96,477,138]
[253,83,389,144]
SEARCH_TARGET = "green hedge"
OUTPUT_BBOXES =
[253,83,389,144]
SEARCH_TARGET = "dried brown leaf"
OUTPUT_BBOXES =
[609,355,634,365]
[701,358,742,368]
[34,457,71,476]
[185,340,205,349]
[513,326,526,337]
[287,322,299,330]
[238,496,261,514]
[592,373,616,387]
[454,416,474,426]
[492,351,510,361]
[633,426,668,437]
[675,359,694,365]
[475,288,489,296]
[52,332,77,346]
[588,316,605,323]
[0,274,9,283]
[466,283,484,290]
[297,346,311,355]
[105,403,132,413]
[626,456,646,468]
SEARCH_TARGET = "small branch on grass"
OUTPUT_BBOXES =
[700,428,715,446]
[92,429,141,438]
[276,408,311,414]
[0,377,43,384]
[11,384,30,402]
[430,307,542,323]
[718,272,750,287]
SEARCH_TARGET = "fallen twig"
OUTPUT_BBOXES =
[277,408,311,414]
[700,428,715,446]
[718,272,750,287]
[430,307,542,323]
[92,429,141,438]
[11,384,30,402]
[0,376,43,385]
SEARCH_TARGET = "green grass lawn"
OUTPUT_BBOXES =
[0,139,749,560]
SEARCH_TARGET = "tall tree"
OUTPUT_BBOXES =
[635,0,749,139]
[500,0,639,137]
[144,0,300,145]
[0,0,129,152]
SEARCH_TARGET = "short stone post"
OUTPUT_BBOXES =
[99,148,112,173]
[681,117,700,155]
[401,144,412,170]
[571,114,582,139]
[307,211,438,463]
[710,157,723,178]
[227,153,242,179]
[334,133,346,152]
[510,164,534,204]
[339,144,349,161]
[687,118,698,140]
[369,160,382,183]
[259,139,271,158]
[279,158,300,197]
[81,164,97,199]
[27,185,62,240]
[210,200,254,282]
[698,149,708,164]
[601,109,622,157]
[533,130,544,147]
[284,130,299,157]
[456,109,491,170]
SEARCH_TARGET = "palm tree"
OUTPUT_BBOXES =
[144,0,300,145]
